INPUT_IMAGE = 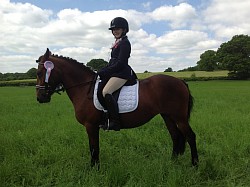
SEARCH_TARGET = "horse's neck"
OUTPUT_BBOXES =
[59,61,94,107]
[59,61,92,88]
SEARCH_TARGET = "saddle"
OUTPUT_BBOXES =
[93,78,139,113]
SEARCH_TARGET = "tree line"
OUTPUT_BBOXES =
[0,68,37,81]
[1,34,250,81]
[180,34,250,79]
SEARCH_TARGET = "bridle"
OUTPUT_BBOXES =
[36,83,65,95]
[36,60,63,96]
[36,60,96,96]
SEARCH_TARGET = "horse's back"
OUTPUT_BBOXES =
[140,74,188,94]
[138,74,190,114]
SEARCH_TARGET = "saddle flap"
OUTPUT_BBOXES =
[93,79,139,113]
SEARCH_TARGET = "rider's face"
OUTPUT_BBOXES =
[112,28,124,39]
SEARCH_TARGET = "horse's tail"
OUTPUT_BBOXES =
[183,81,194,121]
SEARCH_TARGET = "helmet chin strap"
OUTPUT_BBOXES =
[121,31,126,37]
[122,28,127,36]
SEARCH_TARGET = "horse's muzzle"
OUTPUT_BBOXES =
[37,94,51,103]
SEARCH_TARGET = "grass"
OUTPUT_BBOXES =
[0,80,250,186]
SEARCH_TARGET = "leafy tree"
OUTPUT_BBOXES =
[197,50,218,71]
[0,69,35,81]
[86,59,108,71]
[217,34,250,79]
[26,68,37,78]
[164,67,173,72]
[4,73,14,81]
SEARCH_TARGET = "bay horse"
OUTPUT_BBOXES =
[36,48,198,167]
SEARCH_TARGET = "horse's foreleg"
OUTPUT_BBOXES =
[86,124,100,167]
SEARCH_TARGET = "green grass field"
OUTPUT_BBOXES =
[0,80,250,186]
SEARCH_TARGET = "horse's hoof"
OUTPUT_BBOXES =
[192,158,199,167]
[91,160,100,170]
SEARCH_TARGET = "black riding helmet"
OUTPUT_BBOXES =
[109,17,129,33]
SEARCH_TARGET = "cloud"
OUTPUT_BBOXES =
[0,0,250,73]
[0,1,52,28]
[149,3,197,29]
[203,0,250,38]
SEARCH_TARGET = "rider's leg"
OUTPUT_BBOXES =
[102,77,127,131]
[102,77,127,96]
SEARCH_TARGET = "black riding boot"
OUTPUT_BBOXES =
[103,94,121,131]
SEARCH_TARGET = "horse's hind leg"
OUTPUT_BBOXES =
[177,121,198,166]
[161,114,186,158]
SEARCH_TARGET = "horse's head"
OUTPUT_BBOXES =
[36,48,63,103]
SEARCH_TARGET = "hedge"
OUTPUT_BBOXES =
[0,76,231,87]
[0,79,36,87]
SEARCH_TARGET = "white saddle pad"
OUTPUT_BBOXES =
[93,79,139,113]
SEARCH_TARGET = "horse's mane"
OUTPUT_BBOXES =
[52,54,78,63]
[51,54,95,74]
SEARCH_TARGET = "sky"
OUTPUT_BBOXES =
[0,0,250,73]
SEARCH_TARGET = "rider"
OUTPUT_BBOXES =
[97,17,137,131]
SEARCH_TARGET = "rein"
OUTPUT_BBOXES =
[63,73,97,93]
[64,80,94,91]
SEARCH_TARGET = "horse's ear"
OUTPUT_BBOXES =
[44,48,51,60]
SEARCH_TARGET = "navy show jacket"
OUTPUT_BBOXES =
[98,36,137,82]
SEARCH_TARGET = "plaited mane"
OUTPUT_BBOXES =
[51,54,94,74]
